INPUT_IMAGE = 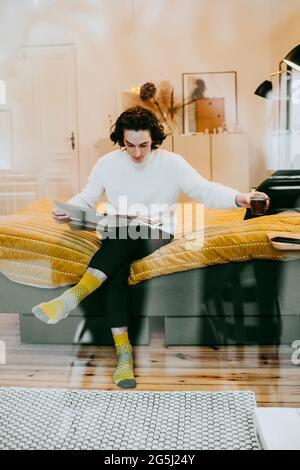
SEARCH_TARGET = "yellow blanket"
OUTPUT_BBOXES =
[129,211,300,284]
[0,200,101,288]
[1,199,298,288]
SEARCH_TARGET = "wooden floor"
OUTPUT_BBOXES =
[0,314,300,407]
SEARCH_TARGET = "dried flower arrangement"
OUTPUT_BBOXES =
[122,81,198,135]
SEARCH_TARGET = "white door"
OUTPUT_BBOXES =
[15,44,79,199]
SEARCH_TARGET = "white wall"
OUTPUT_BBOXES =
[0,0,299,187]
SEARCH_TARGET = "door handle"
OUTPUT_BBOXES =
[69,132,75,150]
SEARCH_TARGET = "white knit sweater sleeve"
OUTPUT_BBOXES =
[68,157,105,209]
[176,155,239,208]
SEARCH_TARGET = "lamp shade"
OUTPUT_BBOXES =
[254,80,273,98]
[283,44,300,71]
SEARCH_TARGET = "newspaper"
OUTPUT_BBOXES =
[53,200,163,233]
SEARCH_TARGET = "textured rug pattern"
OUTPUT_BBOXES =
[0,388,260,450]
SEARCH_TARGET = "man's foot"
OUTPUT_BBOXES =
[113,343,136,389]
[32,271,103,324]
[31,288,83,324]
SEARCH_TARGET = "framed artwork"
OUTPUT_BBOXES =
[182,71,237,134]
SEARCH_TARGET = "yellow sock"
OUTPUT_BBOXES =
[114,331,130,347]
[113,333,136,389]
[32,272,103,324]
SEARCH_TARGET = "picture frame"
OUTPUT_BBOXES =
[182,71,238,134]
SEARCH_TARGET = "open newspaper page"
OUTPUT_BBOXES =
[53,201,163,233]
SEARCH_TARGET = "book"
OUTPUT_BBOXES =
[53,200,163,233]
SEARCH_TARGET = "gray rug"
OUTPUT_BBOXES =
[0,388,261,450]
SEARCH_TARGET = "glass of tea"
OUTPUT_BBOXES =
[250,194,268,216]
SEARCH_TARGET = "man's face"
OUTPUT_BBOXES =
[123,130,152,163]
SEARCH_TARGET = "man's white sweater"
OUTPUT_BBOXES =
[69,149,239,234]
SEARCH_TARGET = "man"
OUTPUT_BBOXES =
[32,106,269,389]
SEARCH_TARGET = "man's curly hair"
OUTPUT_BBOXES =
[110,106,166,149]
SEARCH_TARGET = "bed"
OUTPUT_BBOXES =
[1,199,300,346]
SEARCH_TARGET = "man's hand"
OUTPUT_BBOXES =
[52,208,71,224]
[235,191,270,209]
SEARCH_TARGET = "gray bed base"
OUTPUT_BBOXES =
[0,259,299,346]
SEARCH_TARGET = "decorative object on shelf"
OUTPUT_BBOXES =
[123,81,180,135]
[182,71,237,134]
[123,80,199,135]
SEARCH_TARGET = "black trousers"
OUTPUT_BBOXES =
[88,226,173,328]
